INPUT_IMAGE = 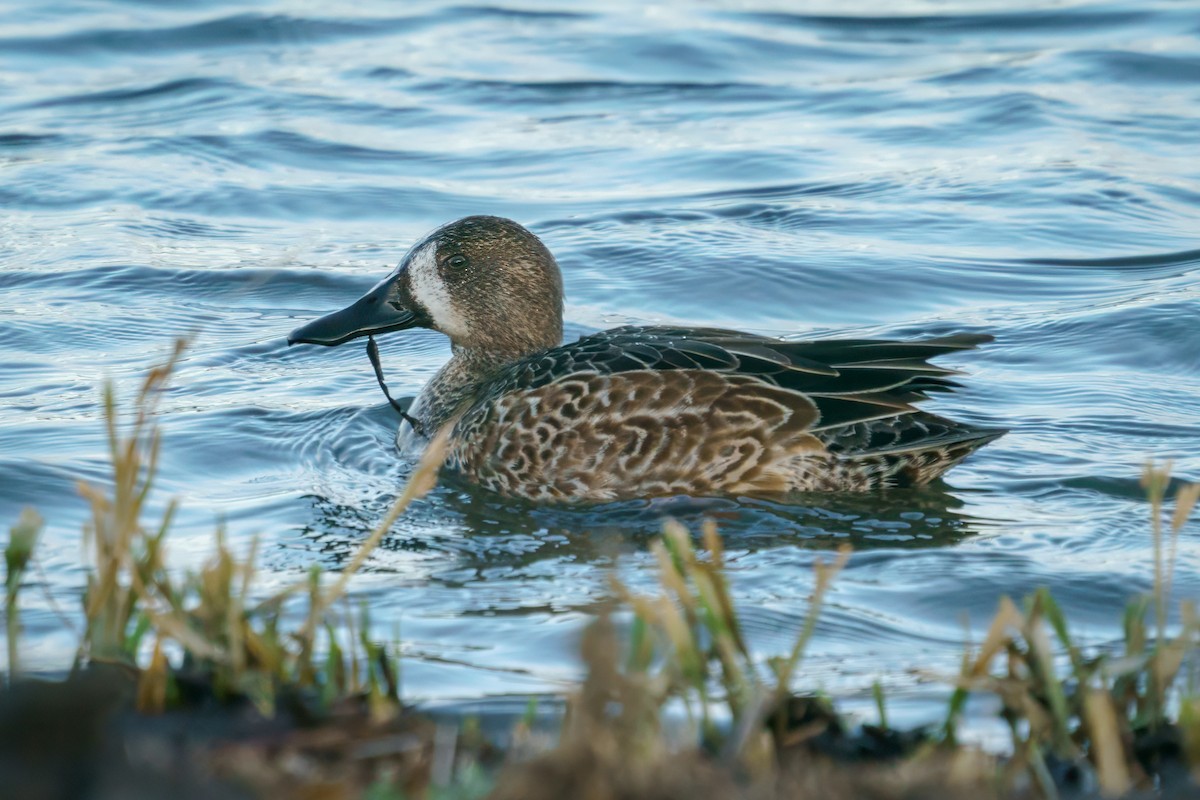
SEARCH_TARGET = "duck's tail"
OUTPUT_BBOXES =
[829,415,1006,488]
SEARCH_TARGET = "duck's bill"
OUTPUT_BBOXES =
[288,281,420,347]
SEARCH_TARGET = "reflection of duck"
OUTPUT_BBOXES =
[440,481,984,555]
[289,216,1004,503]
[300,480,984,580]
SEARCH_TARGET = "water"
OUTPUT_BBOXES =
[2,0,1199,732]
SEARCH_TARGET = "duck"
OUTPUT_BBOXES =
[288,216,1004,503]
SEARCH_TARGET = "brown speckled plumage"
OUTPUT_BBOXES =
[290,216,1005,503]
[445,326,1004,502]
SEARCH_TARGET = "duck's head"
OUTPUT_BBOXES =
[288,216,564,355]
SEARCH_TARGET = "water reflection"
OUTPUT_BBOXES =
[297,471,988,576]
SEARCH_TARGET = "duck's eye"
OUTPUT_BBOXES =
[447,254,468,269]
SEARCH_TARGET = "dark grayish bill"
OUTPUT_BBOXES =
[287,279,418,347]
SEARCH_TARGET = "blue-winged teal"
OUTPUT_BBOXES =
[289,216,1004,503]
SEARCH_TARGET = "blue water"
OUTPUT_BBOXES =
[2,0,1199,733]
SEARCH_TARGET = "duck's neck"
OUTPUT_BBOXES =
[408,344,542,436]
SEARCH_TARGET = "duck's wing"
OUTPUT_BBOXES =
[485,325,994,434]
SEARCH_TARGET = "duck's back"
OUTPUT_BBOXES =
[447,326,1003,503]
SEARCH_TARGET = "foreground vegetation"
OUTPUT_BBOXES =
[3,342,1198,799]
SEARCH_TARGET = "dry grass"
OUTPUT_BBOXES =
[63,338,452,717]
[930,462,1200,798]
[497,465,1200,799]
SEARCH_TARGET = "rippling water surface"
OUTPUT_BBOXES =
[3,0,1199,730]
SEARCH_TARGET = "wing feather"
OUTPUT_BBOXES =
[473,326,992,435]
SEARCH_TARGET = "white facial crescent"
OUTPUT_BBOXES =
[406,240,469,340]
